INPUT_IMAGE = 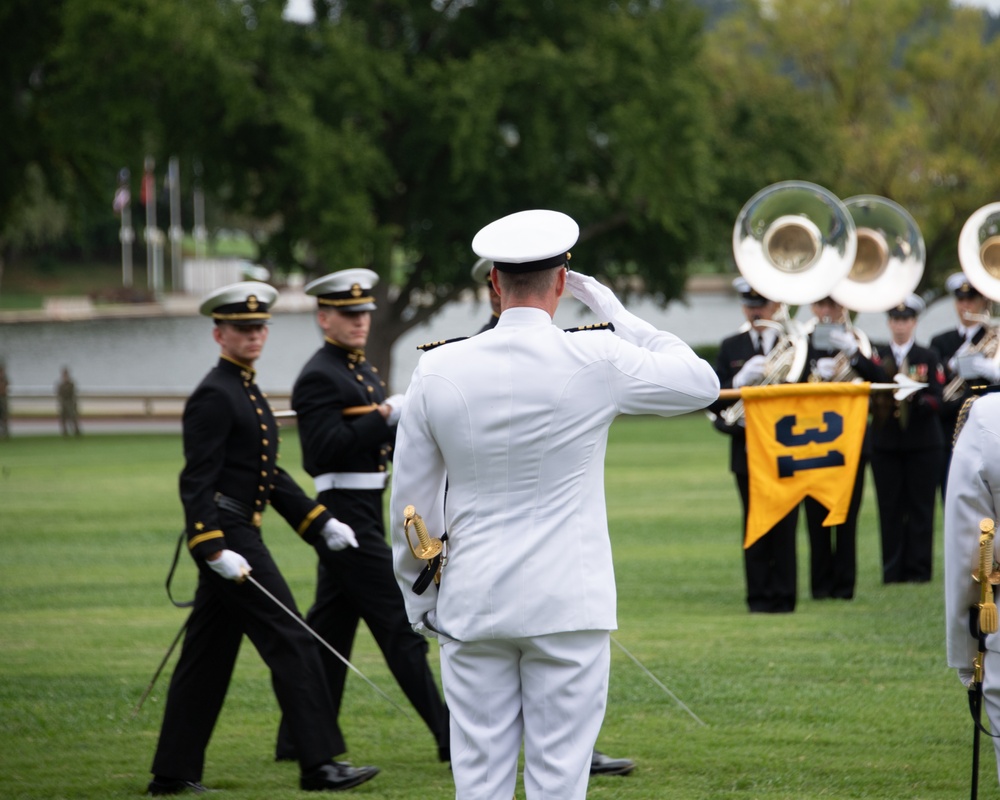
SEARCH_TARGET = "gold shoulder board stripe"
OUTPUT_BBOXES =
[417,337,468,352]
[563,322,615,333]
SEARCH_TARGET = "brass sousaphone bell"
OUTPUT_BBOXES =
[959,202,1000,302]
[832,195,925,312]
[733,180,857,306]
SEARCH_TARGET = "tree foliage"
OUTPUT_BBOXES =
[704,0,1000,291]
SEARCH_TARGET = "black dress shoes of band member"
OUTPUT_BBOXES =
[300,761,380,791]
[590,749,636,776]
[147,777,211,795]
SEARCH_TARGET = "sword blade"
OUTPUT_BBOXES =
[244,574,412,720]
[611,635,706,727]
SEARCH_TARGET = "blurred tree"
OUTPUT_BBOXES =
[10,0,721,373]
[705,0,1000,293]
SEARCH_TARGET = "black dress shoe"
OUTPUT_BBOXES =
[147,777,210,795]
[590,750,635,776]
[300,761,380,792]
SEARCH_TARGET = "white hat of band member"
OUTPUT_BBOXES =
[945,271,982,299]
[199,281,278,325]
[472,209,579,273]
[888,293,926,318]
[470,257,492,284]
[305,268,379,312]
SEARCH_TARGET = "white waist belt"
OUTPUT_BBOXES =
[314,472,388,492]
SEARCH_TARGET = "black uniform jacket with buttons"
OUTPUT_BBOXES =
[930,326,988,437]
[180,356,332,561]
[292,339,395,479]
[863,343,946,452]
[708,329,756,475]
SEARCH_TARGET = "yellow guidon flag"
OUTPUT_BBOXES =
[743,382,870,549]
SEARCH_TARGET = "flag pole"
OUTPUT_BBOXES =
[717,378,924,402]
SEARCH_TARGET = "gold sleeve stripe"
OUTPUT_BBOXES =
[298,504,328,536]
[188,530,224,550]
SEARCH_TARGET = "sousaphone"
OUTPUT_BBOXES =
[831,195,925,312]
[958,202,1000,301]
[733,180,857,305]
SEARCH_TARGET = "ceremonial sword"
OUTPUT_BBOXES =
[611,635,707,727]
[243,573,412,720]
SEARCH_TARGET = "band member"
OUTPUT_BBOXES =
[275,269,450,765]
[930,273,999,499]
[944,389,1000,789]
[710,276,798,612]
[148,282,378,795]
[390,209,719,800]
[866,295,946,583]
[802,296,873,600]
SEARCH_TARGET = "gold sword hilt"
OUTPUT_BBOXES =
[403,504,443,561]
[978,519,998,635]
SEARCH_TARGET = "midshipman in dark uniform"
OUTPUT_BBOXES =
[275,269,450,765]
[147,281,378,795]
[930,272,999,499]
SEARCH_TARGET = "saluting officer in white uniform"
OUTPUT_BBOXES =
[944,390,1000,787]
[389,209,720,800]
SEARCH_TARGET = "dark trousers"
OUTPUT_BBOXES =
[151,522,342,781]
[870,446,942,583]
[276,488,448,759]
[803,455,867,600]
[736,473,798,613]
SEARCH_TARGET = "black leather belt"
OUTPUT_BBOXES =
[214,492,262,527]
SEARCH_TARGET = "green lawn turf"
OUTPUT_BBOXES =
[0,415,983,799]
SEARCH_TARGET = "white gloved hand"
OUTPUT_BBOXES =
[814,357,838,381]
[321,517,359,551]
[565,270,625,320]
[962,353,1000,383]
[828,328,858,357]
[949,339,974,372]
[383,393,406,426]
[958,668,976,688]
[732,354,767,389]
[207,549,251,582]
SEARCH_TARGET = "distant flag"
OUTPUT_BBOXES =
[113,185,130,214]
[140,163,155,206]
[113,167,131,214]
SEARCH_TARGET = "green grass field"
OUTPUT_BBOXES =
[0,415,983,799]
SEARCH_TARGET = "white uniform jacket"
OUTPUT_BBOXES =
[945,393,1000,670]
[389,305,720,642]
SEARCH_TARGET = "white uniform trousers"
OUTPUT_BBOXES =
[439,629,610,800]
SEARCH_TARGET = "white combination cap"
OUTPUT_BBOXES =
[945,271,981,298]
[199,281,278,325]
[305,268,379,311]
[888,293,925,318]
[470,257,492,284]
[472,209,579,273]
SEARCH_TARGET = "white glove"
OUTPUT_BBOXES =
[565,270,625,320]
[321,518,359,551]
[958,668,976,688]
[207,549,251,582]
[949,339,974,372]
[383,393,406,426]
[828,328,858,357]
[960,353,1000,383]
[732,354,767,389]
[814,357,838,381]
